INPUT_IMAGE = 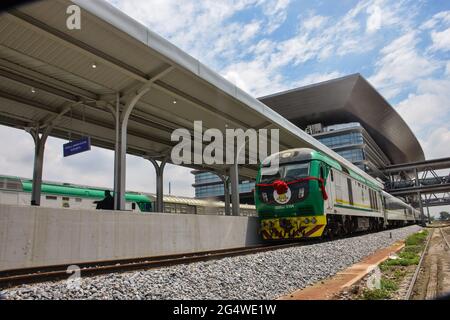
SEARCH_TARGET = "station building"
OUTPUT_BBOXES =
[192,74,425,204]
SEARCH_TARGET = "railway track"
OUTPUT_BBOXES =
[439,227,450,249]
[406,227,450,300]
[405,229,433,300]
[0,240,318,289]
[0,226,414,290]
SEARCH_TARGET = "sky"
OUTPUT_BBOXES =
[0,0,449,214]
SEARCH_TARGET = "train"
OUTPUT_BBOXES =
[255,148,421,240]
[0,175,256,216]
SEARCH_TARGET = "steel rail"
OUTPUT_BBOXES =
[439,227,450,249]
[0,225,416,289]
[0,241,318,289]
[405,229,433,300]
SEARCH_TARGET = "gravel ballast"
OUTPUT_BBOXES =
[2,225,421,300]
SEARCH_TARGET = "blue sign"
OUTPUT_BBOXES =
[63,137,91,157]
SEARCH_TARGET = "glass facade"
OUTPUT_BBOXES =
[313,124,389,177]
[316,132,363,149]
[335,148,365,162]
[194,172,222,184]
[195,183,224,198]
[193,172,255,199]
[315,131,366,165]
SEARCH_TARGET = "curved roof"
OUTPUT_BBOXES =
[258,74,425,165]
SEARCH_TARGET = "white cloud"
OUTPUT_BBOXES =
[295,71,343,87]
[241,20,262,42]
[420,127,450,160]
[226,0,415,96]
[261,0,291,33]
[430,27,450,52]
[106,0,292,68]
[222,57,288,96]
[396,92,446,133]
[396,79,450,135]
[366,0,413,33]
[108,0,415,97]
[369,32,438,99]
[420,10,450,30]
[302,15,328,30]
[366,4,382,33]
[395,78,450,154]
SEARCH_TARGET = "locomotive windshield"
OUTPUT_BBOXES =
[260,162,309,184]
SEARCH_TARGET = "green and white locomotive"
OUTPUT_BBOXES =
[254,148,420,240]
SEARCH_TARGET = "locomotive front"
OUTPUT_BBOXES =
[254,148,329,240]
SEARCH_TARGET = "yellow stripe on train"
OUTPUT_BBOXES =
[260,215,327,240]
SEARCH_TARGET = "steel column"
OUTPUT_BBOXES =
[219,171,231,216]
[230,163,240,216]
[414,168,419,187]
[417,191,425,224]
[425,195,431,223]
[115,94,145,211]
[113,93,120,210]
[115,66,173,210]
[30,130,47,206]
[28,103,76,206]
[149,159,166,212]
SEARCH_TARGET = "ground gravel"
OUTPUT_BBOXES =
[2,225,421,300]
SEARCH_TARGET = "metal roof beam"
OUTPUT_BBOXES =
[0,68,81,102]
[0,54,99,101]
[0,89,175,148]
[153,80,249,129]
[7,9,149,83]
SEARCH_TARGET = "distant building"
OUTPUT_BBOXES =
[309,122,390,179]
[192,74,424,204]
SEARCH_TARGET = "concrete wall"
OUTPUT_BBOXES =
[0,204,260,271]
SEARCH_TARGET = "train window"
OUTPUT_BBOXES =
[330,170,334,181]
[132,203,136,210]
[186,206,195,214]
[138,202,152,212]
[347,178,353,205]
[320,166,324,179]
[374,192,378,211]
[164,204,172,213]
[261,163,309,183]
[62,197,69,201]
[5,179,22,190]
[46,195,57,200]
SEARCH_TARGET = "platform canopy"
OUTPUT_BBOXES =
[0,0,384,211]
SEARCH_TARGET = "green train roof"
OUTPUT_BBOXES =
[21,180,152,202]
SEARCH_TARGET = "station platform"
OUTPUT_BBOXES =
[0,204,260,271]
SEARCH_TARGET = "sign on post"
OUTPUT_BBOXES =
[63,137,91,157]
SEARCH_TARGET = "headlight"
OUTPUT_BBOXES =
[311,217,317,224]
[298,188,305,198]
[303,218,310,224]
[262,192,268,202]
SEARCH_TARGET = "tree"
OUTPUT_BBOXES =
[439,211,450,221]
